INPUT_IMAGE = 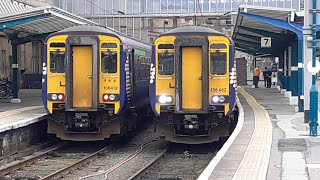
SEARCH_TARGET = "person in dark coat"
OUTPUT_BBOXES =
[266,68,272,88]
[263,67,268,87]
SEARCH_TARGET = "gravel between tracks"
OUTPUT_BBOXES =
[62,125,168,180]
[136,143,221,180]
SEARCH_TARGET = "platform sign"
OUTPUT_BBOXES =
[261,37,272,48]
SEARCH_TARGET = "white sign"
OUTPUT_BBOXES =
[307,61,320,74]
[261,37,272,48]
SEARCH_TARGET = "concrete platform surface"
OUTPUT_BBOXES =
[0,89,47,133]
[201,86,320,180]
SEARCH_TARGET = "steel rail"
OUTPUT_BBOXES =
[128,145,169,180]
[41,145,110,180]
[0,143,65,176]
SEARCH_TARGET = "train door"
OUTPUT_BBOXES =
[72,46,93,108]
[181,47,202,110]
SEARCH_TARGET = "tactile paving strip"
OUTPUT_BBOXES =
[232,87,273,180]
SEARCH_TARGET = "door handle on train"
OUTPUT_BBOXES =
[198,76,202,80]
[87,75,93,79]
[169,83,175,89]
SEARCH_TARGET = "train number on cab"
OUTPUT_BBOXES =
[104,86,119,90]
[210,88,227,93]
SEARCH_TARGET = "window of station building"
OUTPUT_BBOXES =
[50,51,65,73]
[158,51,174,75]
[210,51,227,75]
[101,50,117,73]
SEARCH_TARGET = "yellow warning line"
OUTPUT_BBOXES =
[232,87,273,180]
[0,106,43,117]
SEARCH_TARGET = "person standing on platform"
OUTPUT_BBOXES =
[253,66,261,88]
[266,68,272,88]
[263,67,268,87]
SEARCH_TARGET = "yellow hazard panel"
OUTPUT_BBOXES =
[46,35,68,113]
[208,36,230,115]
[154,36,176,114]
[98,35,121,113]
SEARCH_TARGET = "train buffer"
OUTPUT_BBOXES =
[199,85,320,180]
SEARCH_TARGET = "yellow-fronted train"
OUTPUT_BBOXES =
[149,26,238,144]
[42,25,151,141]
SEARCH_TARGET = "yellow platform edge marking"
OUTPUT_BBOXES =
[0,106,43,117]
[232,87,273,180]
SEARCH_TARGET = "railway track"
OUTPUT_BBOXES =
[130,142,223,180]
[0,141,109,180]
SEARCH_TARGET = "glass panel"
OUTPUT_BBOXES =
[175,0,181,13]
[154,0,161,14]
[127,0,133,14]
[101,43,118,48]
[203,0,209,13]
[210,52,226,75]
[78,0,86,15]
[182,0,188,13]
[189,0,195,14]
[101,51,118,73]
[196,0,201,13]
[141,0,146,14]
[147,0,153,14]
[210,44,227,49]
[158,44,174,49]
[158,52,174,75]
[98,0,105,15]
[210,0,216,13]
[85,0,92,15]
[168,0,174,13]
[133,0,139,14]
[50,51,65,73]
[67,0,73,12]
[161,0,167,13]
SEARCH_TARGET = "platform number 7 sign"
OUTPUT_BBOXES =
[261,37,272,48]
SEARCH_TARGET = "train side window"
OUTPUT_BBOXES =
[210,51,227,75]
[158,51,174,75]
[101,50,117,73]
[50,51,65,73]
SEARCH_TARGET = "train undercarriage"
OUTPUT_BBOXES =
[154,106,238,144]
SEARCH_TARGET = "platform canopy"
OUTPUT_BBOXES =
[232,5,303,56]
[0,0,96,44]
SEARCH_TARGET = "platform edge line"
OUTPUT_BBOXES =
[197,95,244,180]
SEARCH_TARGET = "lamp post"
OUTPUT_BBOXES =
[309,0,318,136]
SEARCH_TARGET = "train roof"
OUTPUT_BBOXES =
[161,26,225,36]
[47,25,151,50]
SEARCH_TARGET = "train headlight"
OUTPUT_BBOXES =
[212,96,219,103]
[109,94,116,101]
[103,94,119,102]
[158,95,173,104]
[219,96,225,102]
[48,93,64,101]
[51,94,57,100]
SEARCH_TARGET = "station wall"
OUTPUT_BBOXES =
[0,32,42,88]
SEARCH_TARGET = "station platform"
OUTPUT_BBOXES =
[0,89,47,133]
[199,85,320,180]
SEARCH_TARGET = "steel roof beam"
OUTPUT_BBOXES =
[10,32,52,45]
[237,26,293,41]
[0,15,46,30]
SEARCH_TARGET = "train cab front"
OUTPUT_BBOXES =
[45,32,122,141]
[151,32,234,144]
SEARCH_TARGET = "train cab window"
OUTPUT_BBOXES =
[158,51,174,75]
[50,51,65,73]
[210,51,227,75]
[101,50,117,73]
